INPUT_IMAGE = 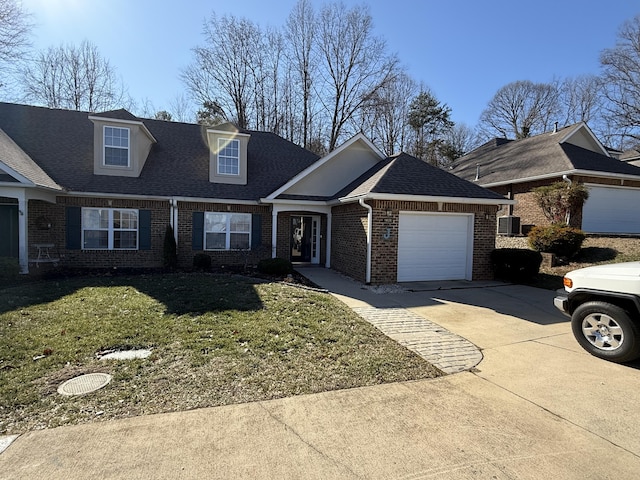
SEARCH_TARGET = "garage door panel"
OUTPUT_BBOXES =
[397,213,472,282]
[582,186,640,234]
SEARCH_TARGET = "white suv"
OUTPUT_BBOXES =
[554,262,640,363]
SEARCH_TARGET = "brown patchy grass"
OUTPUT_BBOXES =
[0,273,441,434]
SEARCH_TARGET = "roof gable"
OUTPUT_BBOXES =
[267,133,385,199]
[0,127,61,190]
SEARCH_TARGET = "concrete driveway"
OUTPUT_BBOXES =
[2,270,640,479]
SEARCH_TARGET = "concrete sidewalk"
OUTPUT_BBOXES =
[2,268,640,479]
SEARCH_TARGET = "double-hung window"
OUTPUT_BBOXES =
[217,139,239,175]
[204,212,251,250]
[104,126,130,167]
[82,208,139,250]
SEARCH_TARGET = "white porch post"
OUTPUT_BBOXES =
[325,212,332,268]
[17,193,28,274]
[271,208,278,258]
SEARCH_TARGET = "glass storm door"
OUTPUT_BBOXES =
[290,216,320,264]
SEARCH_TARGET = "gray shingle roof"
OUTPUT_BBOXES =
[334,153,506,201]
[0,127,62,190]
[0,103,320,200]
[451,124,640,185]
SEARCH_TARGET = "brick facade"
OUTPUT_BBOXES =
[177,201,272,269]
[330,203,368,282]
[27,196,169,270]
[329,200,498,285]
[22,195,497,282]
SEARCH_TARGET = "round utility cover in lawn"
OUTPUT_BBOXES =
[57,373,112,396]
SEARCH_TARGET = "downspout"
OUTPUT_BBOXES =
[359,198,372,284]
[562,175,572,225]
[169,198,178,244]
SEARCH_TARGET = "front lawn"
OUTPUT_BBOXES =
[0,273,441,434]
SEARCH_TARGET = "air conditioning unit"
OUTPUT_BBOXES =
[497,216,520,236]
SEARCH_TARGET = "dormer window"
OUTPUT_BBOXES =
[104,126,130,167]
[218,138,240,175]
[207,124,249,185]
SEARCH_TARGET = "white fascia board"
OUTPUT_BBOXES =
[205,128,251,139]
[0,162,33,185]
[67,191,260,205]
[88,116,157,143]
[335,193,515,206]
[559,122,609,156]
[260,198,329,206]
[265,133,385,200]
[479,169,640,188]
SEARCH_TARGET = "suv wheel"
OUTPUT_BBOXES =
[571,301,640,363]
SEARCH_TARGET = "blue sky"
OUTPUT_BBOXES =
[20,0,640,127]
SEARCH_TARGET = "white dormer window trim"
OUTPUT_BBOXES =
[103,126,130,168]
[217,138,240,176]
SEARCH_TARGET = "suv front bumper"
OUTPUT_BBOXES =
[554,289,569,316]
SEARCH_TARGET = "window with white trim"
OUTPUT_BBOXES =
[82,208,138,250]
[104,126,130,167]
[204,212,251,250]
[217,139,239,175]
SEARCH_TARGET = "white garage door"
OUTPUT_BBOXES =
[582,186,640,234]
[397,213,473,282]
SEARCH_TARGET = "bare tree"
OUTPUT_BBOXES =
[442,123,476,161]
[0,0,32,94]
[478,80,560,140]
[285,0,317,148]
[356,71,417,156]
[559,75,603,126]
[183,14,262,129]
[169,93,195,123]
[21,40,129,112]
[316,2,398,151]
[600,14,640,146]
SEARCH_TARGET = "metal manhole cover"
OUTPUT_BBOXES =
[57,373,112,396]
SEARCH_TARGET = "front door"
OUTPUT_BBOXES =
[290,216,320,263]
[0,204,19,258]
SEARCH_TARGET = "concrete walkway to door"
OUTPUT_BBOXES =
[296,267,488,373]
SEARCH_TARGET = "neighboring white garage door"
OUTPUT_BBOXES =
[582,185,640,234]
[397,212,473,282]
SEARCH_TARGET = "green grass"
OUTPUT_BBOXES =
[0,273,441,434]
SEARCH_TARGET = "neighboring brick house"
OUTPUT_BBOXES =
[0,102,509,284]
[450,123,640,236]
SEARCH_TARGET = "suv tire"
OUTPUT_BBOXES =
[571,301,640,363]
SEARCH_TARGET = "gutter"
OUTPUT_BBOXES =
[359,197,372,284]
[477,169,640,189]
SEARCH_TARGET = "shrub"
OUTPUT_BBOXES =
[0,257,20,279]
[257,257,293,276]
[491,249,542,281]
[528,224,586,258]
[193,253,212,271]
[533,181,589,225]
[163,224,178,269]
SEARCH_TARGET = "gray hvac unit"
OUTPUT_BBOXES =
[497,216,520,236]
